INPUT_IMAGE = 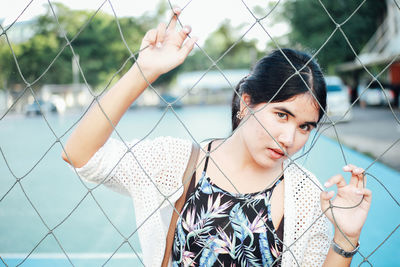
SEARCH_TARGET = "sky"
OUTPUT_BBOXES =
[0,0,290,48]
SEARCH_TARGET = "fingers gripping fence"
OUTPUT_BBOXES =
[0,0,399,266]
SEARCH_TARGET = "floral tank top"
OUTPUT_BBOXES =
[172,141,284,266]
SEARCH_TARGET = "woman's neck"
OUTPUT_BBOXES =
[216,132,284,183]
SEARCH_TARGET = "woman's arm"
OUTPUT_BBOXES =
[321,164,372,266]
[61,8,197,168]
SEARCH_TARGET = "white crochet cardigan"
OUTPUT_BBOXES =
[75,136,332,267]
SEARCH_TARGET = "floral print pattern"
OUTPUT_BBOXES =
[172,171,283,266]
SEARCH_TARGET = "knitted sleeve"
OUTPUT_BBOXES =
[73,136,192,201]
[301,180,332,266]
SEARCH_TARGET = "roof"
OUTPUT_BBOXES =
[338,0,400,71]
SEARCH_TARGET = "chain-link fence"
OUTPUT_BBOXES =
[1,0,399,266]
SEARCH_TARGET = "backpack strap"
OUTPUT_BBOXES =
[162,142,200,267]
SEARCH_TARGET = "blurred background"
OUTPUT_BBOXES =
[1,0,399,266]
[0,0,399,169]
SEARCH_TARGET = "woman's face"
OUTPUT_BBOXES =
[239,93,320,170]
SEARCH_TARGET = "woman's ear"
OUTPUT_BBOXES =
[239,93,251,113]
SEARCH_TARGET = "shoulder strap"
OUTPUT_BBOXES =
[162,142,200,267]
[185,140,213,199]
[202,140,213,173]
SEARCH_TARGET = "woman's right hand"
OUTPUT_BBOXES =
[135,7,197,83]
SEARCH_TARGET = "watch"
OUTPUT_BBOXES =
[331,240,360,258]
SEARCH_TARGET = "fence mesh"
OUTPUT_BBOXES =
[0,0,399,266]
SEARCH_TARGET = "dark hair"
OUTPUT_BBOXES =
[231,48,327,131]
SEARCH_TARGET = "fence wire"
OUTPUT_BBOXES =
[0,0,399,266]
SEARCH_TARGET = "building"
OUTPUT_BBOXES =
[40,84,92,113]
[1,19,36,44]
[175,69,249,105]
[338,0,400,107]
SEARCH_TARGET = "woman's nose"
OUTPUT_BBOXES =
[278,127,295,148]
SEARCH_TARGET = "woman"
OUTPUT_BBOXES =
[62,8,371,267]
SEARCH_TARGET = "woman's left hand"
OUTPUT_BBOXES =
[320,164,372,244]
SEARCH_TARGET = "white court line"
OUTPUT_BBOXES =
[1,253,141,259]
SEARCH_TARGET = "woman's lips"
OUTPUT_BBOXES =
[268,148,285,159]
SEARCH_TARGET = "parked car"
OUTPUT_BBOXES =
[325,76,352,122]
[25,100,57,116]
[358,81,394,106]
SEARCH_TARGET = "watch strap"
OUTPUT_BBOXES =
[331,240,360,258]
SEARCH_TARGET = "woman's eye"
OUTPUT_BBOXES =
[300,124,310,131]
[277,112,287,119]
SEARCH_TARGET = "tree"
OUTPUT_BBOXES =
[283,0,386,73]
[0,3,156,91]
[181,20,260,72]
[1,3,261,91]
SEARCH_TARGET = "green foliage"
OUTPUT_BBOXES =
[182,20,259,72]
[0,37,14,89]
[284,0,386,72]
[1,2,261,90]
[154,19,260,87]
[1,2,152,90]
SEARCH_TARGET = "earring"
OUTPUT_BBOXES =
[236,110,244,120]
